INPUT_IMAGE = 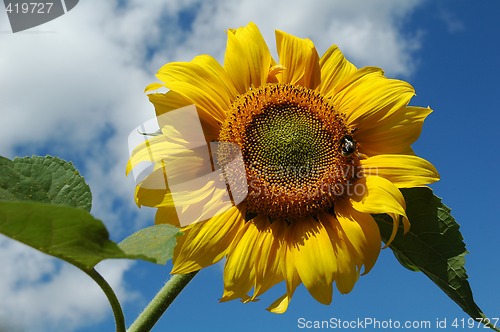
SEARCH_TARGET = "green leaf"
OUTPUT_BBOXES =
[0,155,182,332]
[0,200,181,269]
[374,187,499,331]
[0,155,92,211]
[119,224,181,265]
[0,155,180,268]
[0,201,135,270]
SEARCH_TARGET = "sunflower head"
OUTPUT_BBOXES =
[218,83,361,222]
[127,22,439,313]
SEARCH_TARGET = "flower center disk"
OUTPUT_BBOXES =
[218,83,358,222]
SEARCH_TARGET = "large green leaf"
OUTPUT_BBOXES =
[119,224,181,265]
[0,201,131,269]
[0,155,180,268]
[0,155,182,332]
[0,202,180,269]
[0,155,92,211]
[374,187,498,331]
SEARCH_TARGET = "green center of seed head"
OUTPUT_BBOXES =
[247,104,334,181]
[219,83,358,220]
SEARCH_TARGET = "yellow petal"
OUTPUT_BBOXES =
[361,154,439,188]
[333,200,382,275]
[144,82,164,92]
[131,145,216,210]
[266,294,289,314]
[251,217,284,300]
[267,260,301,314]
[318,212,358,294]
[275,29,321,88]
[221,214,268,302]
[156,55,237,124]
[147,91,221,142]
[349,176,409,245]
[224,22,273,93]
[267,64,285,83]
[350,176,406,216]
[129,160,176,208]
[155,206,180,227]
[147,90,190,115]
[172,205,244,274]
[127,129,209,209]
[168,179,236,227]
[127,112,209,176]
[262,220,303,313]
[356,106,432,156]
[318,44,357,99]
[126,133,189,177]
[221,214,285,303]
[286,216,335,304]
[141,171,232,222]
[333,68,415,130]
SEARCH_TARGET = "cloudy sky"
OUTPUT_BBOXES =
[1,0,499,331]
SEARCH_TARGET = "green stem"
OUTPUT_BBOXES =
[127,271,198,332]
[85,268,126,332]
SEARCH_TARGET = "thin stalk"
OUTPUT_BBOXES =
[85,268,126,332]
[127,271,198,332]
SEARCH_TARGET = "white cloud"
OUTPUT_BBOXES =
[0,1,188,330]
[0,0,427,330]
[0,237,135,332]
[156,0,424,76]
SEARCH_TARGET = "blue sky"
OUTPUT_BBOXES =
[1,1,499,331]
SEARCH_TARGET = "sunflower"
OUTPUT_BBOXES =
[127,22,439,313]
